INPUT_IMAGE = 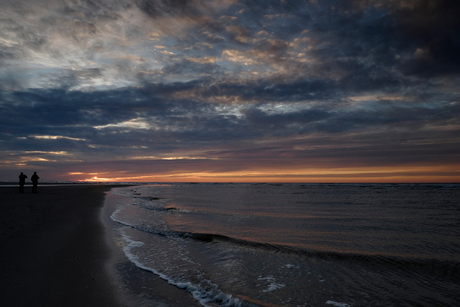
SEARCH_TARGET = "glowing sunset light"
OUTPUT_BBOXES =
[62,164,459,184]
[80,176,115,182]
[0,1,459,183]
[28,135,87,141]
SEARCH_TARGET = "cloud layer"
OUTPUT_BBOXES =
[1,0,459,182]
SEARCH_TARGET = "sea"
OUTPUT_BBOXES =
[102,183,460,307]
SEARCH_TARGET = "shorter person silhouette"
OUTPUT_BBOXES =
[31,172,40,193]
[19,172,27,193]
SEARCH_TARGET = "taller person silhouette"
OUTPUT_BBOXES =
[31,172,40,193]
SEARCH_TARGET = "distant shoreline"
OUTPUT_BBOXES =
[1,181,459,186]
[0,182,137,185]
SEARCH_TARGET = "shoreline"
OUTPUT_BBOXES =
[102,187,203,307]
[0,183,204,307]
[0,184,123,306]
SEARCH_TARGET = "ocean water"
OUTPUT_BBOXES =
[103,183,460,307]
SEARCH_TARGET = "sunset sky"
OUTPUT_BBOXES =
[1,0,459,183]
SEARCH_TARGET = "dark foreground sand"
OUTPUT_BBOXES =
[0,184,122,306]
[0,184,201,307]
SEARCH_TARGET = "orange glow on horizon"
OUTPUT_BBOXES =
[69,165,460,183]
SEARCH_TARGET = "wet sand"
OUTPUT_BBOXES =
[0,184,203,307]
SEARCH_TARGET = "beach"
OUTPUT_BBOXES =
[0,184,202,307]
[0,184,122,306]
[2,183,459,307]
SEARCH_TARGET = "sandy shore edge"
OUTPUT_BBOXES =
[1,184,204,307]
[102,186,203,307]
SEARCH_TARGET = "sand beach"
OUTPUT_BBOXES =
[0,184,122,306]
[0,184,201,307]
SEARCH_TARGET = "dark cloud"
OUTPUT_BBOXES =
[2,81,458,144]
[342,0,460,77]
[0,49,18,61]
[184,78,337,103]
[159,59,223,76]
[378,0,460,77]
[236,0,460,80]
[135,0,199,18]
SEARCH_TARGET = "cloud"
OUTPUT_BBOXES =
[0,0,459,181]
[159,59,223,77]
[135,0,200,18]
[2,80,458,148]
[330,0,460,77]
[386,0,460,75]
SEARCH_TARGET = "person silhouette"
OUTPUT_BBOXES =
[19,172,27,193]
[31,172,40,193]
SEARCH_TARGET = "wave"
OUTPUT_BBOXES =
[130,200,250,217]
[120,232,261,307]
[111,214,460,278]
[190,233,460,276]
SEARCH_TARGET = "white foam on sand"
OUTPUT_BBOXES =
[257,276,286,293]
[120,230,247,307]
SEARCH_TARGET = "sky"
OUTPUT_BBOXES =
[0,0,459,183]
